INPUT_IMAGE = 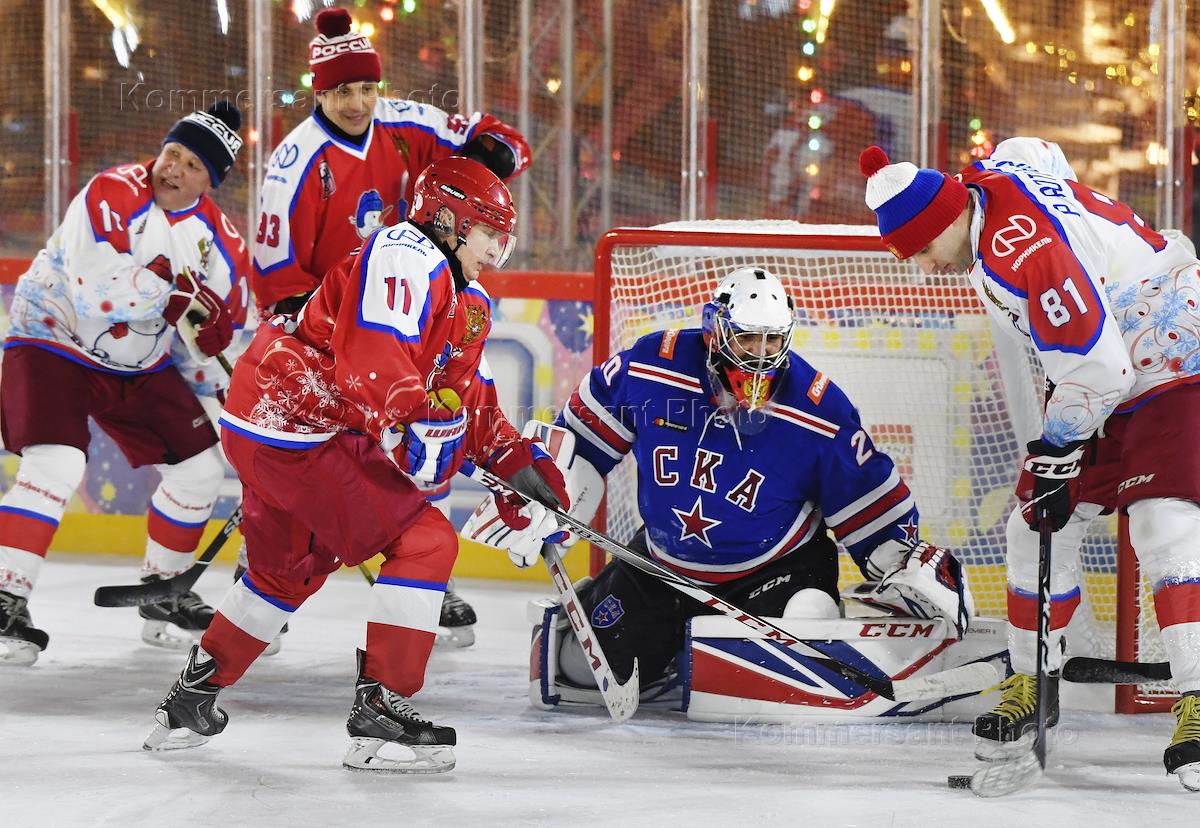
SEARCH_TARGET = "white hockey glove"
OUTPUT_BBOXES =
[463,421,603,568]
[848,542,975,638]
[464,497,568,568]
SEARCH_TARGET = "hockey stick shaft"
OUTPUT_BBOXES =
[1062,656,1172,684]
[542,542,639,721]
[93,505,243,607]
[1034,510,1053,771]
[460,461,997,702]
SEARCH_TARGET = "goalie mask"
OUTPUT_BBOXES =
[701,267,794,411]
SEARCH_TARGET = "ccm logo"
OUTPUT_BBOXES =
[1118,473,1155,493]
[990,214,1038,257]
[860,622,938,638]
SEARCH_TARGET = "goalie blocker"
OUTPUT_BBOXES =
[529,600,1006,722]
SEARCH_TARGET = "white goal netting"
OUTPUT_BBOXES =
[594,220,1171,709]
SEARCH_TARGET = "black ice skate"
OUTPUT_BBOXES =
[138,575,215,650]
[343,649,456,773]
[143,644,228,751]
[0,590,49,667]
[436,579,476,648]
[1165,693,1200,791]
[972,672,1059,761]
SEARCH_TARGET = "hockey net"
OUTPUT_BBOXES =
[593,220,1172,713]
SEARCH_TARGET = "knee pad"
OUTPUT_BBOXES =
[1128,498,1200,584]
[7,444,87,510]
[155,446,225,510]
[1004,501,1100,592]
[782,588,840,619]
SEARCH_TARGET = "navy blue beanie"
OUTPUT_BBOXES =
[163,101,243,187]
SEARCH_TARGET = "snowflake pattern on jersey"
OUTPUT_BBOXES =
[1106,266,1200,381]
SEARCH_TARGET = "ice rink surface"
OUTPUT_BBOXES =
[3,556,1197,827]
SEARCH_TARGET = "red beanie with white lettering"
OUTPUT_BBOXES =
[309,8,381,92]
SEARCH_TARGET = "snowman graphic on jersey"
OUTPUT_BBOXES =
[349,189,393,239]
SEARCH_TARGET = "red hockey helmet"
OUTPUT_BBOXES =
[409,156,517,267]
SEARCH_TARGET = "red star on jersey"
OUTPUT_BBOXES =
[672,496,722,547]
[900,517,919,545]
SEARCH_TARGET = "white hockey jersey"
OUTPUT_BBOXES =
[960,139,1200,445]
[7,161,249,385]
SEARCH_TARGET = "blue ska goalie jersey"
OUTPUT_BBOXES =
[555,329,920,584]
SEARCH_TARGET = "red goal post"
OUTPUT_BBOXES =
[592,220,1172,714]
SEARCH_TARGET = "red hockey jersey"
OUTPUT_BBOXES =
[250,98,529,309]
[222,221,520,464]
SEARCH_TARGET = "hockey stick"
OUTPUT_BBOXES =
[542,541,640,721]
[93,346,241,607]
[1062,656,1172,684]
[967,510,1054,797]
[93,505,243,607]
[460,461,999,703]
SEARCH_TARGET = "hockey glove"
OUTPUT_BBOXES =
[488,438,572,512]
[162,271,234,358]
[383,395,468,489]
[850,542,975,638]
[463,498,567,568]
[1019,438,1086,532]
[485,437,572,553]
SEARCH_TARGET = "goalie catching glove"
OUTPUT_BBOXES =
[381,389,468,489]
[848,542,975,638]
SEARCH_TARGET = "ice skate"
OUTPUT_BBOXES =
[972,673,1058,762]
[343,650,456,773]
[0,590,49,667]
[1165,693,1200,791]
[435,579,476,648]
[144,644,228,751]
[138,576,215,650]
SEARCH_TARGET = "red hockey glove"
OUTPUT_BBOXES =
[487,438,571,527]
[162,271,234,358]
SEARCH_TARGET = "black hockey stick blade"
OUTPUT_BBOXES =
[1062,656,1172,684]
[93,505,242,607]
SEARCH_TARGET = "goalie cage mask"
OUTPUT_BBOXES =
[701,267,795,411]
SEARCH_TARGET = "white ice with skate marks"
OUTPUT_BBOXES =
[1,556,1197,827]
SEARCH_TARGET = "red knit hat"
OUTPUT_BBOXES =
[309,8,381,92]
[860,145,968,260]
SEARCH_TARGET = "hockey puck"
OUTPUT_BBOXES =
[947,774,973,789]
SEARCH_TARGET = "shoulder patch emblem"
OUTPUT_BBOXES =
[807,371,828,405]
[659,328,679,359]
